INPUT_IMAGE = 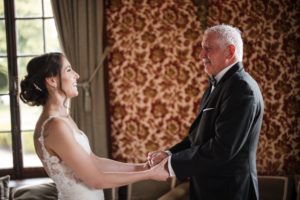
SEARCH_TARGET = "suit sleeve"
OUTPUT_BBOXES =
[169,136,191,154]
[171,80,259,180]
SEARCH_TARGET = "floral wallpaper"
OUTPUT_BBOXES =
[106,0,300,175]
[203,0,300,175]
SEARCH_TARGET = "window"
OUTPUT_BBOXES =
[0,0,61,179]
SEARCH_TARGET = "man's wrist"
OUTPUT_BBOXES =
[167,155,176,177]
[165,150,172,156]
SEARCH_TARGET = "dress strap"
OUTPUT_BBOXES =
[38,115,65,155]
[38,116,64,166]
[40,116,54,137]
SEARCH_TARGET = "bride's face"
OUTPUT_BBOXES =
[60,57,80,98]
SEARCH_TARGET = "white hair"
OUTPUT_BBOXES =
[205,24,243,61]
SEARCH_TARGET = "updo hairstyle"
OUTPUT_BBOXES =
[20,52,63,106]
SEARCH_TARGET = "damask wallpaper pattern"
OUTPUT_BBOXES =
[203,0,300,175]
[106,0,300,175]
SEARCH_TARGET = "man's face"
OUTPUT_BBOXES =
[200,32,229,76]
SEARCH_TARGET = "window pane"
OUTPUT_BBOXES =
[18,57,32,81]
[15,0,42,18]
[16,20,43,55]
[0,94,11,131]
[0,58,9,93]
[0,132,13,169]
[45,19,60,52]
[0,0,4,17]
[20,100,41,130]
[44,0,53,17]
[0,94,12,169]
[19,56,42,168]
[18,55,40,131]
[0,20,6,55]
[22,131,42,167]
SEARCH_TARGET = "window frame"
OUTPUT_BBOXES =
[0,0,57,179]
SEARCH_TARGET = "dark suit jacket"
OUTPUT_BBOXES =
[170,62,264,200]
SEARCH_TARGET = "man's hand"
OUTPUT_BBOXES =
[150,157,169,181]
[147,151,169,167]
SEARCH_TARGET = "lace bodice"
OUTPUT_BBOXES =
[38,116,104,200]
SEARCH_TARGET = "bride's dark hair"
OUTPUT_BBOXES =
[20,52,64,106]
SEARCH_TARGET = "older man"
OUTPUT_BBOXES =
[148,24,264,200]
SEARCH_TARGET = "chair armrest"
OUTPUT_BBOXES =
[158,182,189,200]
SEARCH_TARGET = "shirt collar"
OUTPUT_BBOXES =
[214,61,238,83]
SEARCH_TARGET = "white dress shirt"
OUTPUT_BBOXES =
[211,61,238,92]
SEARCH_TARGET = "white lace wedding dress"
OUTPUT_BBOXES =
[38,116,104,200]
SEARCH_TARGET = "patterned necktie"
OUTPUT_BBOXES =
[209,76,217,87]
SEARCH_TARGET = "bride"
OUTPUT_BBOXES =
[20,52,169,200]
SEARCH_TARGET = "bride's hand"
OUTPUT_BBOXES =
[140,162,150,170]
[149,158,169,181]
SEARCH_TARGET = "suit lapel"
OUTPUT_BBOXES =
[217,62,243,86]
[199,62,244,112]
[199,83,212,111]
[188,84,211,135]
[189,62,244,143]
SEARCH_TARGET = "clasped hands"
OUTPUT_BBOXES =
[145,151,170,181]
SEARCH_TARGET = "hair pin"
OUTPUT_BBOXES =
[33,83,43,92]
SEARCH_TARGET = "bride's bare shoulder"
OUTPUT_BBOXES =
[46,117,73,136]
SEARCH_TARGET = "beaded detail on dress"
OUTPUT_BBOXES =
[38,116,104,200]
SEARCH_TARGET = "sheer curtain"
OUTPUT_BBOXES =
[51,0,109,157]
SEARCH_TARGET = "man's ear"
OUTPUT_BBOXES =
[45,76,58,88]
[227,44,236,59]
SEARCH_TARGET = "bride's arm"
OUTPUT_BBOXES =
[90,153,148,172]
[44,118,168,189]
